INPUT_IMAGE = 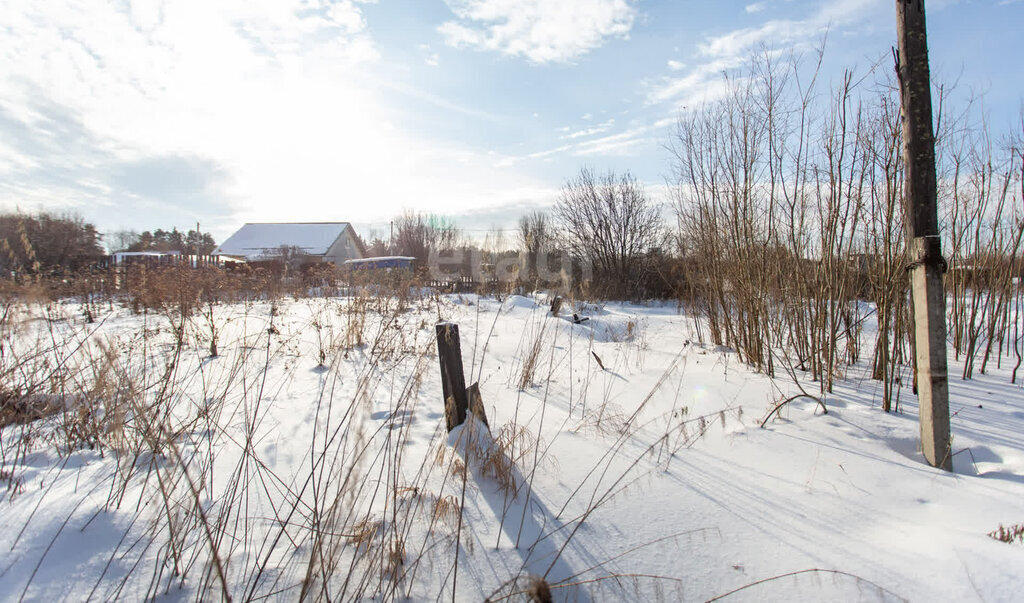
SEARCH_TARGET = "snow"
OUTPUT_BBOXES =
[344,256,415,269]
[113,251,182,259]
[1,293,1023,601]
[344,256,416,263]
[213,222,353,259]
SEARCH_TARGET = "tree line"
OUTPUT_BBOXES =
[0,212,218,275]
[366,169,669,299]
[110,227,217,256]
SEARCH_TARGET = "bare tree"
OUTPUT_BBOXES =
[392,211,461,271]
[108,230,140,253]
[554,168,664,296]
[518,210,553,285]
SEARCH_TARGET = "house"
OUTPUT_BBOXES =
[213,222,364,265]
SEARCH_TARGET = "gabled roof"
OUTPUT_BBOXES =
[214,222,354,260]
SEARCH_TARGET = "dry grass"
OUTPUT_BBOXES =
[515,318,547,390]
[0,279,463,600]
[989,523,1024,545]
[0,283,769,602]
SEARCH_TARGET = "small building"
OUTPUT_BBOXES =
[343,256,415,270]
[213,222,364,264]
[111,250,181,264]
[104,250,239,271]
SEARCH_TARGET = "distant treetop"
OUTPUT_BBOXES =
[125,228,217,256]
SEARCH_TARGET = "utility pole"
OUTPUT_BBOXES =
[895,0,951,470]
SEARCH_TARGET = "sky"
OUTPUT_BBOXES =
[0,0,1021,247]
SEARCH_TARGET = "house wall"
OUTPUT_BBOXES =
[325,228,363,264]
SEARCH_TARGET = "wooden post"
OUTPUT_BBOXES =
[436,322,469,431]
[550,296,563,317]
[896,0,952,470]
[466,382,490,430]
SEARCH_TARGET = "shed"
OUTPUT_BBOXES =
[343,256,415,270]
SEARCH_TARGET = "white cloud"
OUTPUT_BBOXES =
[667,59,685,71]
[419,44,441,66]
[697,20,797,60]
[745,2,767,13]
[438,0,636,63]
[648,0,883,107]
[571,127,652,156]
[560,118,615,140]
[646,57,740,105]
[499,115,674,167]
[0,0,553,239]
[698,0,881,60]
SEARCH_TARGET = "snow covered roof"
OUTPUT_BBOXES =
[214,222,354,260]
[343,256,415,269]
[112,251,181,259]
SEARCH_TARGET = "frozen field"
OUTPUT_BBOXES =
[1,292,1023,601]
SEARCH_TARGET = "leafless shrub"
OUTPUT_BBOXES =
[672,48,870,392]
[670,43,1024,404]
[555,168,665,299]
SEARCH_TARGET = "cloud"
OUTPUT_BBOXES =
[667,59,686,71]
[419,43,441,67]
[112,156,230,209]
[560,119,615,140]
[697,0,882,61]
[745,2,767,13]
[648,0,884,107]
[646,57,740,106]
[0,93,235,232]
[0,1,381,232]
[571,127,653,156]
[0,1,554,241]
[438,0,636,63]
[499,116,674,166]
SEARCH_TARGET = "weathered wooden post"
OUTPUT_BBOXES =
[896,0,952,470]
[466,382,490,430]
[550,296,563,317]
[436,322,469,431]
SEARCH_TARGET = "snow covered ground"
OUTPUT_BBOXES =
[1,292,1023,601]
